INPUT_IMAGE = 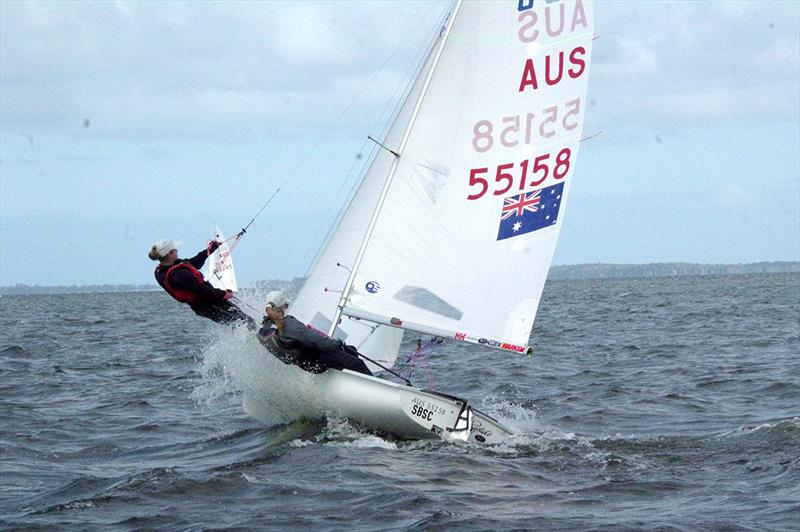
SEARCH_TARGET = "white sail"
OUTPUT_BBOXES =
[288,7,455,368]
[340,0,594,353]
[241,1,593,444]
[206,226,238,292]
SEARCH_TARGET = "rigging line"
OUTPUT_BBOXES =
[580,131,602,142]
[365,4,450,153]
[299,5,449,280]
[330,318,407,383]
[367,135,400,157]
[356,351,412,386]
[329,0,464,337]
[212,255,231,275]
[232,296,261,314]
[211,237,243,274]
[239,2,442,236]
[213,233,239,245]
[352,320,381,350]
[403,337,442,385]
[296,136,376,276]
[296,3,448,277]
[365,3,447,142]
[404,338,424,381]
[419,359,435,391]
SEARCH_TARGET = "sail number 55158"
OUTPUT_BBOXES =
[472,99,581,153]
[467,147,571,200]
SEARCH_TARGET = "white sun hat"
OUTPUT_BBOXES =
[266,290,290,309]
[153,239,182,259]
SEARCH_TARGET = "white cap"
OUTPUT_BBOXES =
[153,239,182,259]
[266,290,290,309]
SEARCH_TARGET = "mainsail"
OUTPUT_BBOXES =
[206,226,238,292]
[296,0,593,358]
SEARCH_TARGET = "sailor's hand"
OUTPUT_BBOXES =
[342,343,359,356]
[207,240,221,253]
[223,289,233,301]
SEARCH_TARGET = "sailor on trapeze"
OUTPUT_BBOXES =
[257,291,372,376]
[149,239,256,329]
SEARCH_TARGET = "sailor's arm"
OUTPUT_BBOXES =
[186,250,209,269]
[282,316,343,352]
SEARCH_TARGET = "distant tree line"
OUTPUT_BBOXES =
[0,284,160,296]
[2,263,798,295]
[547,261,800,280]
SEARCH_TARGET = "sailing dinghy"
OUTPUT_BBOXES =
[243,0,594,444]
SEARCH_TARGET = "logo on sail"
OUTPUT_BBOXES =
[365,281,381,294]
[496,182,564,241]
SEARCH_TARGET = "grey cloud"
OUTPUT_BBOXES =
[590,0,799,125]
[2,1,797,141]
[0,1,445,137]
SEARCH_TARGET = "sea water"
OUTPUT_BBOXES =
[1,273,798,530]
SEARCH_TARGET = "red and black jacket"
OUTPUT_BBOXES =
[154,250,226,306]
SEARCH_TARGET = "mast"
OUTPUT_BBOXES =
[328,0,463,337]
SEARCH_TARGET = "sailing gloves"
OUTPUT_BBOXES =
[207,240,221,254]
[342,343,360,356]
[223,290,234,301]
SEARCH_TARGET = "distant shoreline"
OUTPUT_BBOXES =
[547,261,800,280]
[1,262,797,296]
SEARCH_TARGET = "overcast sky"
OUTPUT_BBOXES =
[1,0,798,286]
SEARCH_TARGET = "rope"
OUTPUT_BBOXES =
[232,296,262,315]
[208,234,243,274]
[217,233,241,246]
[298,5,449,277]
[355,351,412,386]
[222,3,446,266]
[403,337,443,389]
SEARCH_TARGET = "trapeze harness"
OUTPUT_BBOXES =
[158,262,206,304]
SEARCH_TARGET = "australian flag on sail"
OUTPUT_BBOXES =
[496,182,565,241]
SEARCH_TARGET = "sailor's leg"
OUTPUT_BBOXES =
[192,303,256,330]
[224,303,257,330]
[317,349,373,376]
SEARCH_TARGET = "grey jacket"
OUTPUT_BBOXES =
[260,315,343,353]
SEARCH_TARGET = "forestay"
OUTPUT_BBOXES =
[206,226,238,292]
[340,0,594,353]
[287,8,455,369]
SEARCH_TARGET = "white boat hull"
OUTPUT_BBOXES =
[245,366,513,445]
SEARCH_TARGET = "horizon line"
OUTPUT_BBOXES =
[2,260,798,289]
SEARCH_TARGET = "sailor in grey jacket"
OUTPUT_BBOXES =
[257,291,372,376]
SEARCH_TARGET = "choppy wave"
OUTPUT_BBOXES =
[1,274,798,529]
[0,345,27,356]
